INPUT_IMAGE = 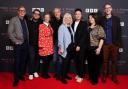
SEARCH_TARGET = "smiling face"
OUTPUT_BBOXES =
[44,14,50,23]
[65,17,72,25]
[104,4,112,15]
[63,13,73,26]
[74,11,82,21]
[54,8,61,19]
[33,10,40,20]
[18,6,26,17]
[88,15,96,25]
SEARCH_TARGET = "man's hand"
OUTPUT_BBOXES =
[76,46,80,52]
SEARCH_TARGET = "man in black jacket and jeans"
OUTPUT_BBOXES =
[50,8,63,80]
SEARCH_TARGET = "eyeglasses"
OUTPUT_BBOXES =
[105,7,112,10]
[18,10,26,13]
[33,13,40,15]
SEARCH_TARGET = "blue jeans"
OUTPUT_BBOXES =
[53,42,62,77]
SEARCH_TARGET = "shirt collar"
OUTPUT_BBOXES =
[43,22,49,26]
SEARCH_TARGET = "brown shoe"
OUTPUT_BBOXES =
[111,77,119,84]
[102,76,106,83]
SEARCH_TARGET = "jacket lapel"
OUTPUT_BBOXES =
[16,16,23,32]
[74,20,81,36]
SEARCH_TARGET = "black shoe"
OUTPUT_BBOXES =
[13,80,19,87]
[65,75,72,80]
[53,74,60,80]
[90,79,98,85]
[91,81,98,85]
[55,76,61,80]
[19,76,25,81]
[41,74,51,79]
[53,74,57,78]
[60,79,68,84]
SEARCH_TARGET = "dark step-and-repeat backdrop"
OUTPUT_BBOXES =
[0,0,128,74]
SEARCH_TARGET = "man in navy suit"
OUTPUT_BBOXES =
[8,6,29,87]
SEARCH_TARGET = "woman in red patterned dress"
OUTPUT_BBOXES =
[38,12,54,79]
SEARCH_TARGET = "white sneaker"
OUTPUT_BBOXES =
[76,78,83,83]
[29,75,33,80]
[34,72,39,78]
[75,75,79,80]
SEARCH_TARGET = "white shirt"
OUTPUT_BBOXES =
[74,21,79,33]
[43,22,49,26]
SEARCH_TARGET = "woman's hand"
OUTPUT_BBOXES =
[96,39,104,55]
[58,48,64,55]
[95,47,101,55]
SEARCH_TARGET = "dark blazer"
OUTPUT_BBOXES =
[100,15,121,47]
[50,16,63,44]
[72,20,89,49]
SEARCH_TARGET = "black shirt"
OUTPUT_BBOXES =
[28,18,43,46]
[50,16,62,44]
[20,18,28,41]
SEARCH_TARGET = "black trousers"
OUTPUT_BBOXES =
[87,47,102,82]
[41,55,53,75]
[28,45,40,75]
[13,42,29,81]
[74,50,87,78]
[60,53,73,79]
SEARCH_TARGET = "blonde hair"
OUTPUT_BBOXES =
[63,13,73,26]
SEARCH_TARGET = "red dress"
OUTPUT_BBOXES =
[38,23,54,56]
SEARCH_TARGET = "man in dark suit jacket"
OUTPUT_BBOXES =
[72,8,89,83]
[100,3,122,84]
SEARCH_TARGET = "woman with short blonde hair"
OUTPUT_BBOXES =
[58,13,74,84]
[63,13,73,26]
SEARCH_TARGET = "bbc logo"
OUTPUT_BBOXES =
[120,22,124,26]
[119,48,123,53]
[5,20,10,24]
[85,8,98,13]
[6,46,13,51]
[32,8,44,12]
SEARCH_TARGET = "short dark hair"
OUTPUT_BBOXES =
[32,9,41,17]
[88,13,99,26]
[17,5,26,11]
[103,2,112,8]
[43,12,51,18]
[32,9,41,14]
[74,8,82,13]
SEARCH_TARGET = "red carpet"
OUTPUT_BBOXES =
[0,72,128,89]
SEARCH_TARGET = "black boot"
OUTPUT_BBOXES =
[60,78,68,84]
[41,74,51,79]
[65,75,72,80]
[13,80,19,87]
[19,76,25,81]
